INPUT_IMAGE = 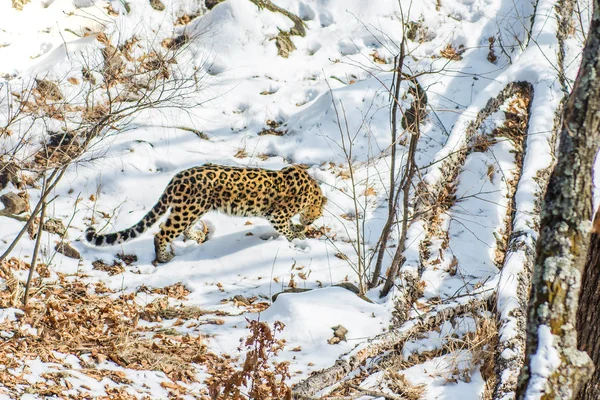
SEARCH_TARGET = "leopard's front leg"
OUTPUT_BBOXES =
[183,217,207,244]
[290,223,307,236]
[268,212,306,240]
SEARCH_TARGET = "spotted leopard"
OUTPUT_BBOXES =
[86,164,327,263]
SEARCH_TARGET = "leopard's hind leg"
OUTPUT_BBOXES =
[154,200,208,263]
[154,234,175,263]
[182,197,208,243]
[154,205,194,263]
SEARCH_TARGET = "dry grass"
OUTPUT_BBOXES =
[384,371,427,400]
[206,320,292,400]
[472,317,498,399]
[434,314,498,391]
[234,148,248,158]
[495,95,530,146]
[470,134,496,153]
[372,308,497,399]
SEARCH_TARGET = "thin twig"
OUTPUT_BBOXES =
[23,177,47,306]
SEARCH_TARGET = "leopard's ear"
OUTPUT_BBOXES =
[321,196,328,205]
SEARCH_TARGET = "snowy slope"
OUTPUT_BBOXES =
[0,0,590,398]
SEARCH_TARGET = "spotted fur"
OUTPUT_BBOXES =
[86,164,326,263]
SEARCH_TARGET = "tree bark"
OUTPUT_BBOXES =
[516,1,600,396]
[576,209,600,400]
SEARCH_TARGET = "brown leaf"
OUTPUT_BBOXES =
[364,187,377,196]
[160,381,179,390]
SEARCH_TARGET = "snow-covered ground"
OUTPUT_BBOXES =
[0,0,590,398]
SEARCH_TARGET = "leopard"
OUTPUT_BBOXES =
[85,164,327,263]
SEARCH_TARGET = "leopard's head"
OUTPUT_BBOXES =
[300,194,327,226]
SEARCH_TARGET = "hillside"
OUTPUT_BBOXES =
[0,0,591,399]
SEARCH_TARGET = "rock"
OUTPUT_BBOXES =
[327,336,341,345]
[44,218,67,237]
[205,0,224,9]
[233,294,251,306]
[0,192,27,214]
[332,324,348,339]
[149,0,165,11]
[332,282,373,302]
[0,162,21,190]
[55,242,81,259]
[27,217,68,240]
[357,294,374,304]
[333,282,360,294]
[328,325,348,345]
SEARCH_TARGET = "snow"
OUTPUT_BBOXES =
[524,325,562,399]
[257,287,387,376]
[0,308,22,324]
[360,351,488,400]
[0,0,591,397]
[403,353,487,400]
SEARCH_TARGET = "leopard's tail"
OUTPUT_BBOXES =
[85,192,169,247]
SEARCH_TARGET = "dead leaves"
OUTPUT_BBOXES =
[231,294,270,312]
[305,225,330,239]
[35,78,64,101]
[0,256,29,273]
[92,259,125,275]
[140,296,212,322]
[258,119,287,136]
[138,282,191,300]
[234,148,248,158]
[364,186,377,196]
[370,51,388,64]
[439,44,465,61]
[174,13,201,26]
[0,276,214,396]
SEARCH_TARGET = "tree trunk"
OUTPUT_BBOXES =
[292,299,487,398]
[516,0,600,396]
[576,209,600,400]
